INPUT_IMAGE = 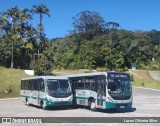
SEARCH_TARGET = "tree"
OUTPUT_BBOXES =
[105,22,120,53]
[3,6,20,68]
[1,6,36,69]
[147,29,160,45]
[31,4,50,54]
[106,22,120,29]
[30,54,53,75]
[72,10,106,40]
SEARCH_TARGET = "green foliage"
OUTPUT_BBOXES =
[72,10,106,40]
[96,67,107,72]
[31,4,50,44]
[148,61,160,71]
[30,55,53,76]
[124,67,129,72]
[0,5,50,69]
[141,83,145,86]
[130,75,134,81]
[49,28,160,71]
[0,8,160,72]
[84,69,93,73]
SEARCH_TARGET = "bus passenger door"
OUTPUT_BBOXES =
[97,76,106,108]
[38,79,45,105]
[31,79,39,105]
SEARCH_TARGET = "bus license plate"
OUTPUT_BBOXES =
[120,106,125,108]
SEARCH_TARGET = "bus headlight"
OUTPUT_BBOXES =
[48,97,53,102]
[47,95,54,102]
[69,96,73,101]
[108,97,114,103]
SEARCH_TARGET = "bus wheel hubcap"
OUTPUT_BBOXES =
[91,102,95,109]
[26,99,29,105]
[42,102,45,109]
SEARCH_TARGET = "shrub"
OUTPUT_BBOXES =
[96,67,107,72]
[141,83,145,86]
[30,54,53,76]
[124,67,129,72]
[84,69,92,73]
[130,75,134,81]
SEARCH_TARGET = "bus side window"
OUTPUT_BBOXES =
[78,83,84,89]
[85,77,95,91]
[72,79,78,89]
[78,78,85,89]
[31,80,37,90]
[31,80,34,90]
[21,80,24,90]
[24,80,28,90]
[28,81,31,90]
[39,79,45,91]
[97,76,106,95]
[34,80,38,90]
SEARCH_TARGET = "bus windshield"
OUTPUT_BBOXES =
[107,78,132,100]
[46,79,72,98]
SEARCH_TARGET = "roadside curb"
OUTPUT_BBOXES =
[0,97,19,101]
[133,86,160,91]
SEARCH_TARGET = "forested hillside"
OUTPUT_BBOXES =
[0,7,160,75]
[49,29,160,70]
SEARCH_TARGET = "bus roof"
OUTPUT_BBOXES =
[66,72,106,78]
[65,71,129,78]
[21,76,68,81]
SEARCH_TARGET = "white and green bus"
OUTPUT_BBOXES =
[20,76,73,109]
[67,72,132,111]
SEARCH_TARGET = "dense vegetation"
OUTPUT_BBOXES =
[0,6,160,75]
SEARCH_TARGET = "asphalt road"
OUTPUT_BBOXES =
[0,87,160,126]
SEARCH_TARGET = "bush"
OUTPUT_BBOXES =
[141,83,145,86]
[124,67,129,72]
[30,54,53,76]
[84,69,92,73]
[130,74,134,81]
[115,68,124,72]
[5,89,12,94]
[149,62,160,71]
[96,67,107,72]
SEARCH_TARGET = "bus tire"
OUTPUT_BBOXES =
[25,98,29,106]
[110,108,117,112]
[89,99,96,111]
[40,101,47,110]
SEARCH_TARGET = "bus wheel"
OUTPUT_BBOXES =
[89,100,96,111]
[40,101,47,110]
[25,98,29,106]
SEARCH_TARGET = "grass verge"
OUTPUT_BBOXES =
[0,67,32,99]
[0,68,159,99]
[129,70,160,90]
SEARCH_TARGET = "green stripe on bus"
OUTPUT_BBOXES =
[20,95,30,98]
[20,95,46,101]
[76,96,88,99]
[76,96,105,102]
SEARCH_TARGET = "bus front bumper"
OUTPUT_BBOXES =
[106,101,132,109]
[46,100,73,106]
